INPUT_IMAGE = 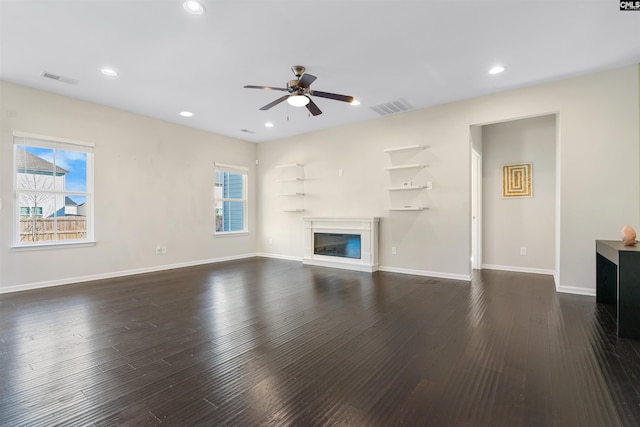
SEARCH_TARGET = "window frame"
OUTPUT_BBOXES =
[12,131,95,249]
[214,162,248,236]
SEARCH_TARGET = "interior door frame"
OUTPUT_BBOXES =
[471,147,482,270]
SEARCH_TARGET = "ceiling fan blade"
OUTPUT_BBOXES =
[306,98,323,116]
[244,85,288,91]
[298,73,317,88]
[310,90,354,103]
[259,95,289,111]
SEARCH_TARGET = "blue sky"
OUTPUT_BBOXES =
[22,146,87,197]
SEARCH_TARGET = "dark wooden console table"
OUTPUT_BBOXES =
[596,240,640,338]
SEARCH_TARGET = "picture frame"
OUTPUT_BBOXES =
[502,162,533,198]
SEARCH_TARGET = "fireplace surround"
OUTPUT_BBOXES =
[303,217,379,272]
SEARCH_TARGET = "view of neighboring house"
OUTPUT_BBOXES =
[16,147,69,218]
[52,196,86,217]
[16,147,85,218]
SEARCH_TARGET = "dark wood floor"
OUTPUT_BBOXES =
[2,258,640,426]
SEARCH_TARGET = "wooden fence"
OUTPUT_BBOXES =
[20,217,87,242]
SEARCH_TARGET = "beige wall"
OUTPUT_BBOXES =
[258,65,640,293]
[0,82,257,291]
[481,115,556,272]
[2,65,639,294]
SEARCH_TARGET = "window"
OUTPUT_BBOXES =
[214,163,248,234]
[13,132,94,247]
[20,206,43,217]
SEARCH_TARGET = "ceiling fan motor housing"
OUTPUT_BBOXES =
[287,80,305,94]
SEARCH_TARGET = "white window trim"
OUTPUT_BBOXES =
[214,162,249,235]
[12,131,95,249]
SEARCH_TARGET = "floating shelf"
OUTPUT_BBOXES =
[383,164,425,171]
[276,178,304,182]
[275,163,304,168]
[383,144,428,153]
[388,207,428,211]
[277,162,305,212]
[384,185,426,191]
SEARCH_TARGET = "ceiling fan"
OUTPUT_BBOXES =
[243,65,354,116]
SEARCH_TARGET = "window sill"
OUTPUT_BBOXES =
[12,241,97,252]
[215,231,249,238]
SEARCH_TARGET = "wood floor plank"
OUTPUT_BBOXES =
[1,259,640,426]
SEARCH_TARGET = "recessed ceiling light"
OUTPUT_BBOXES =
[179,111,194,117]
[350,99,361,106]
[489,65,505,75]
[265,122,274,128]
[101,68,118,77]
[183,1,206,15]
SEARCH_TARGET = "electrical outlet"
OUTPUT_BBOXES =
[161,245,167,254]
[156,245,162,255]
[338,168,344,176]
[520,247,527,256]
[391,246,397,255]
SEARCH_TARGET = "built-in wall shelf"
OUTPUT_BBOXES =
[387,207,428,211]
[383,144,429,153]
[276,192,305,196]
[383,164,425,171]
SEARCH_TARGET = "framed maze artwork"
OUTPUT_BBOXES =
[502,162,532,198]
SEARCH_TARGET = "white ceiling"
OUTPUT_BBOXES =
[1,0,640,143]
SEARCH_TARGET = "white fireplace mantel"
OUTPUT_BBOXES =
[303,217,380,272]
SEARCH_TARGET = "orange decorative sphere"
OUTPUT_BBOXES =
[621,224,637,246]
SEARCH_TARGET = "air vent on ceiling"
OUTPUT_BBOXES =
[41,71,79,85]
[240,129,256,134]
[370,98,413,116]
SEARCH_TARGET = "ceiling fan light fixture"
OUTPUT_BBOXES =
[350,99,361,106]
[287,94,310,107]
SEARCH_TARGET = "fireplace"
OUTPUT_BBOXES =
[303,217,379,272]
[314,233,361,259]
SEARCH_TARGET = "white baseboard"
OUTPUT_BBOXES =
[302,258,378,273]
[556,285,596,296]
[5,255,585,296]
[256,252,303,262]
[378,266,471,282]
[258,254,470,280]
[0,253,258,294]
[481,264,555,276]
